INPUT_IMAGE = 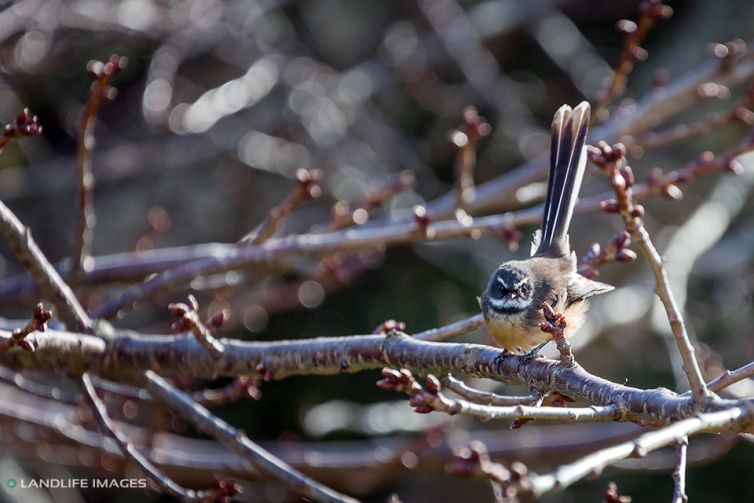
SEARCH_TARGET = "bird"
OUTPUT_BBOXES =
[479,101,613,355]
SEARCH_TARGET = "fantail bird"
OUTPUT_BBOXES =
[480,101,613,355]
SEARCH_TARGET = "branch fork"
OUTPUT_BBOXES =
[592,141,712,402]
[169,295,226,360]
[0,303,52,352]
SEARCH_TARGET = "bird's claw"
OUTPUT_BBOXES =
[521,340,550,363]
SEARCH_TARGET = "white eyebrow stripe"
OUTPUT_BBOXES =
[496,276,508,288]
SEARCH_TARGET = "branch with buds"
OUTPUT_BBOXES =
[0,303,51,352]
[591,141,712,402]
[168,295,226,360]
[74,54,128,272]
[578,232,637,279]
[449,106,490,218]
[540,304,574,367]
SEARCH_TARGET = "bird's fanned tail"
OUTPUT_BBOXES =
[535,101,590,257]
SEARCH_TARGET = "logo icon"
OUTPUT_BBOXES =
[6,479,16,488]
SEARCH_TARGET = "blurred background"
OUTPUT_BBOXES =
[0,0,754,501]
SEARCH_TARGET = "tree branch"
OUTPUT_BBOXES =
[707,361,754,393]
[144,370,359,503]
[237,168,321,246]
[592,144,712,402]
[528,407,748,497]
[379,369,620,422]
[672,436,689,503]
[81,372,235,502]
[440,374,540,406]
[74,55,127,271]
[0,199,95,333]
[593,0,673,121]
[2,329,750,426]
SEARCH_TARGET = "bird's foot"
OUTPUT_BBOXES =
[494,349,512,371]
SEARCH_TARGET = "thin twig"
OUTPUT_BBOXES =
[592,143,711,402]
[0,303,51,352]
[640,49,754,148]
[0,109,92,332]
[578,231,637,279]
[144,370,359,503]
[448,441,522,493]
[81,372,237,502]
[540,304,574,367]
[238,168,321,246]
[168,295,225,360]
[328,170,415,230]
[91,374,260,406]
[0,199,95,333]
[707,361,754,393]
[74,55,127,272]
[528,407,747,497]
[91,211,532,319]
[593,0,673,121]
[0,136,744,310]
[440,374,540,406]
[413,314,484,342]
[379,370,620,422]
[0,108,42,151]
[449,107,490,216]
[672,437,689,503]
[0,365,78,403]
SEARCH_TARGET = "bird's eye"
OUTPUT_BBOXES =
[520,283,531,297]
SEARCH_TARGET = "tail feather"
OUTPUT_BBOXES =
[535,101,590,257]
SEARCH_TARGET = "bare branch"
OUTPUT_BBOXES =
[0,108,43,151]
[144,370,359,503]
[528,407,748,497]
[414,314,484,342]
[90,373,260,406]
[578,231,637,279]
[672,437,689,503]
[540,304,574,367]
[0,303,51,353]
[707,361,754,393]
[328,170,415,230]
[0,198,95,333]
[91,212,530,319]
[379,369,619,422]
[1,328,735,425]
[81,372,237,502]
[168,295,225,360]
[238,168,321,246]
[440,374,540,406]
[449,106,490,216]
[0,139,742,311]
[0,365,78,402]
[641,82,754,148]
[74,55,128,272]
[592,143,712,402]
[594,0,673,121]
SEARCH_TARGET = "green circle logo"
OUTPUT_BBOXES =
[6,479,16,488]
